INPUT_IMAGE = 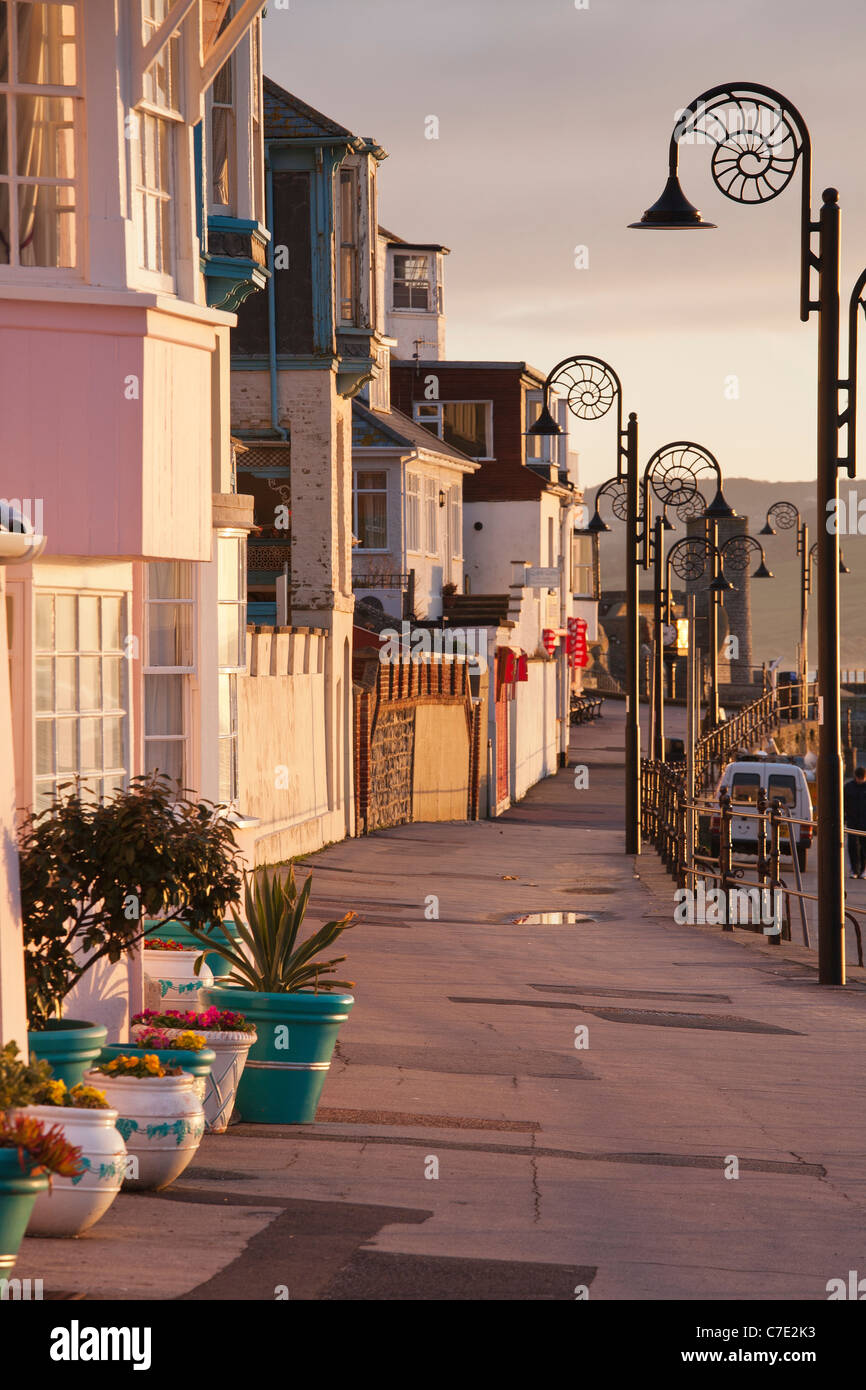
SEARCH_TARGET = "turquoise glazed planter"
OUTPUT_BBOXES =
[28,1020,108,1087]
[202,985,353,1124]
[0,1149,50,1274]
[143,920,241,979]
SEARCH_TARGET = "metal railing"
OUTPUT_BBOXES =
[694,679,817,786]
[640,767,865,967]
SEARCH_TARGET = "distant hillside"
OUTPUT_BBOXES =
[597,478,866,669]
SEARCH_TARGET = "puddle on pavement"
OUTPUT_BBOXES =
[508,910,597,925]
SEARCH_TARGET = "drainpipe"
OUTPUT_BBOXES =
[265,154,289,442]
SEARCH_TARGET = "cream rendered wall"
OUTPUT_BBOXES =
[412,702,471,821]
[512,657,558,802]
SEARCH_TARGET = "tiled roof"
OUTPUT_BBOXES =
[263,76,354,141]
[353,400,479,467]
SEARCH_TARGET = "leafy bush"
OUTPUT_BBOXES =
[186,866,357,994]
[18,774,243,1027]
[0,1042,54,1110]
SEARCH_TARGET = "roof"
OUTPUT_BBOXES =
[263,76,355,141]
[352,400,479,469]
[392,359,547,384]
[378,225,450,253]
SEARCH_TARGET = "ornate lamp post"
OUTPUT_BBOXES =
[529,355,641,854]
[592,441,736,758]
[760,501,849,718]
[629,82,866,986]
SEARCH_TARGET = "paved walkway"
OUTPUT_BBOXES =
[17,706,866,1300]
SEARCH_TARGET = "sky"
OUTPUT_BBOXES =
[262,0,866,489]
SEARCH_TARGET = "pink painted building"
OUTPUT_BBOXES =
[0,1,270,1040]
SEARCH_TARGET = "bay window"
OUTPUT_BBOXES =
[135,0,180,280]
[415,401,491,460]
[393,253,430,310]
[338,165,359,323]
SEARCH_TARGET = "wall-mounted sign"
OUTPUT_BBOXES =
[526,567,560,588]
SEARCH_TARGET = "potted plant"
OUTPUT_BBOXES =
[131,1008,257,1133]
[189,867,356,1124]
[141,938,215,1009]
[86,1054,205,1192]
[0,1044,83,1270]
[18,774,243,1084]
[24,1082,127,1241]
[141,919,243,979]
[98,1029,215,1105]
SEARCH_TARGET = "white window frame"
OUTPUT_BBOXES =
[216,531,246,807]
[424,476,438,557]
[205,5,235,215]
[353,470,389,553]
[133,0,183,290]
[143,561,196,787]
[526,391,555,464]
[413,400,493,461]
[0,0,82,278]
[33,587,130,810]
[449,485,462,559]
[392,251,431,312]
[405,471,422,554]
[338,163,359,325]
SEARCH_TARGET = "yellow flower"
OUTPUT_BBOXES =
[175,1031,206,1052]
[144,1054,161,1074]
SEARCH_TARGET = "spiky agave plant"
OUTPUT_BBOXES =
[186,866,357,994]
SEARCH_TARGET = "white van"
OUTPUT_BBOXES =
[709,757,814,870]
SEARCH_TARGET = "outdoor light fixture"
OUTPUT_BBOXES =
[752,559,774,579]
[628,173,717,230]
[526,397,562,436]
[438,489,446,508]
[586,506,611,534]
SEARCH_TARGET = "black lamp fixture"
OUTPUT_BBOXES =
[703,483,737,520]
[586,506,611,534]
[526,397,562,437]
[628,173,717,231]
[438,489,446,508]
[752,559,774,579]
[709,571,735,593]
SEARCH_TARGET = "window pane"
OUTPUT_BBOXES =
[356,472,387,490]
[34,780,55,814]
[78,595,99,650]
[56,718,76,774]
[35,594,53,650]
[0,8,8,84]
[35,720,53,775]
[16,96,75,178]
[103,773,125,801]
[218,537,241,600]
[78,655,100,710]
[442,404,487,458]
[103,655,122,710]
[145,673,184,736]
[218,672,232,738]
[102,596,122,649]
[79,716,101,773]
[18,6,77,87]
[148,562,191,599]
[218,605,241,670]
[55,655,75,710]
[35,656,53,711]
[148,602,193,667]
[18,182,76,268]
[55,594,76,649]
[144,739,183,783]
[357,494,387,549]
[103,716,124,770]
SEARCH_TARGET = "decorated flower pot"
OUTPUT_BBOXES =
[27,1020,108,1088]
[202,985,353,1125]
[142,948,214,1009]
[98,1044,215,1105]
[131,1025,255,1133]
[24,1106,127,1238]
[0,1149,50,1273]
[143,920,242,979]
[84,1070,205,1192]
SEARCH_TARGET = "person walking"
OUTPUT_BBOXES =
[843,766,866,877]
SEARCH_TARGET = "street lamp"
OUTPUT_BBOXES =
[629,82,866,986]
[528,355,641,854]
[662,531,773,742]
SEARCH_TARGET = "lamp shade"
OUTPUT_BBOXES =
[752,560,774,579]
[709,572,735,593]
[703,485,737,520]
[526,404,562,436]
[586,510,611,534]
[759,520,775,536]
[628,174,717,230]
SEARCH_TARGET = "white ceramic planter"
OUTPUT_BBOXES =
[84,1070,205,1192]
[131,1025,257,1133]
[142,949,214,1009]
[24,1105,127,1238]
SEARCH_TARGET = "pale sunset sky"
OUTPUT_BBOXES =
[262,0,866,489]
